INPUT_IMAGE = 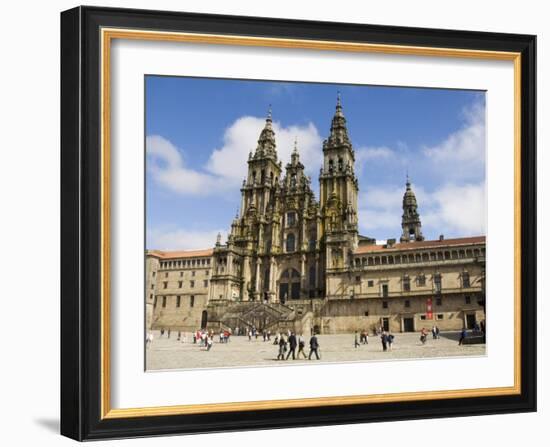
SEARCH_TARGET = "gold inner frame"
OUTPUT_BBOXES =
[100,28,522,419]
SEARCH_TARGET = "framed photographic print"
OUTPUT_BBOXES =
[60,6,536,441]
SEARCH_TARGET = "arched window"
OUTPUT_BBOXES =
[286,233,296,253]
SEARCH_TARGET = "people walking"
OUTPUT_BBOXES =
[286,332,297,360]
[422,328,428,344]
[308,334,320,360]
[354,331,360,348]
[432,326,437,340]
[297,334,307,359]
[206,335,213,351]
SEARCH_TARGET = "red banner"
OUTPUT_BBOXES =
[426,298,433,320]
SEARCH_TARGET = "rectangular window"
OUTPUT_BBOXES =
[436,314,444,320]
[404,300,410,308]
[205,270,209,276]
[180,271,183,277]
[417,275,426,286]
[151,284,154,290]
[420,315,427,320]
[355,275,361,283]
[364,311,369,316]
[436,297,442,306]
[192,271,196,277]
[462,272,470,288]
[153,296,157,308]
[190,280,195,288]
[382,284,389,297]
[190,295,195,307]
[178,281,183,288]
[163,281,167,289]
[152,271,156,277]
[465,295,471,304]
[368,280,374,287]
[162,296,167,308]
[382,301,388,309]
[176,296,181,307]
[403,276,411,292]
[165,272,168,278]
[203,280,208,288]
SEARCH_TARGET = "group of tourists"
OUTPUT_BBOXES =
[276,332,320,360]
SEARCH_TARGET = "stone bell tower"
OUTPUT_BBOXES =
[400,176,424,242]
[319,93,359,271]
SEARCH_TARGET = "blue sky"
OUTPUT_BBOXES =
[146,76,486,250]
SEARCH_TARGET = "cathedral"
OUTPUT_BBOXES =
[146,96,486,335]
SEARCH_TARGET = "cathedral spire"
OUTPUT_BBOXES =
[328,92,350,145]
[254,106,277,159]
[400,176,424,242]
[291,136,300,165]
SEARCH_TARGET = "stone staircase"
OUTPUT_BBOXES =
[209,301,296,332]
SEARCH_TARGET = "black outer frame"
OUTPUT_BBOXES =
[60,5,537,441]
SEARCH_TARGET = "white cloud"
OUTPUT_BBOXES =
[147,117,323,196]
[206,116,323,182]
[148,227,228,251]
[423,182,486,235]
[422,100,485,179]
[146,135,224,196]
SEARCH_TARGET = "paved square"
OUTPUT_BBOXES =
[146,331,485,370]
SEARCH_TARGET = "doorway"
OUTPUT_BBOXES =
[403,317,415,332]
[201,310,208,329]
[466,313,476,329]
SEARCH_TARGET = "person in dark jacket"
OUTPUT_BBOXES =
[381,332,388,351]
[459,327,468,345]
[308,334,320,360]
[286,332,297,360]
[277,335,287,360]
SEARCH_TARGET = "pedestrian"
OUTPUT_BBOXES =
[365,331,369,345]
[248,329,252,341]
[387,333,395,351]
[432,326,437,340]
[277,335,287,360]
[160,328,165,337]
[435,326,440,339]
[273,334,279,345]
[177,331,181,341]
[308,334,320,360]
[219,330,224,343]
[146,331,153,347]
[167,329,171,339]
[459,327,467,345]
[381,331,388,351]
[286,332,297,360]
[354,331,360,348]
[206,335,213,351]
[420,328,428,344]
[297,334,307,359]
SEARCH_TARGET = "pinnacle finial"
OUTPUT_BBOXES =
[337,90,342,107]
[406,170,411,188]
[267,104,272,121]
[293,136,299,153]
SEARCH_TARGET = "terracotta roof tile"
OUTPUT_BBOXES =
[354,236,485,255]
[147,248,214,259]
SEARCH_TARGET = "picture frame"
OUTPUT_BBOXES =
[60,5,536,441]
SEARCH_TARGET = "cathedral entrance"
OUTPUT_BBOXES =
[279,268,301,302]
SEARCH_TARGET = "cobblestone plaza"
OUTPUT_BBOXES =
[146,331,485,370]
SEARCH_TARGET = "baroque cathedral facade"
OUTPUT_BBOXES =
[146,97,486,335]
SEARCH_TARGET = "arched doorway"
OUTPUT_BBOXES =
[201,310,208,329]
[279,268,301,303]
